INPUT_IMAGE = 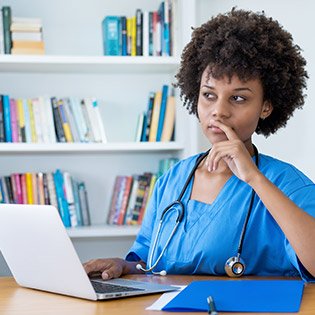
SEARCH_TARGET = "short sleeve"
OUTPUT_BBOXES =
[125,177,160,263]
[284,185,315,282]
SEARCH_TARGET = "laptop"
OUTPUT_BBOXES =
[0,204,177,300]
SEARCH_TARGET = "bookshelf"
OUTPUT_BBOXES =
[0,0,199,269]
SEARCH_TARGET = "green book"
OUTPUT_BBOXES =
[2,6,12,54]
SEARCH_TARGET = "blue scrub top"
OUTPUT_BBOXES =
[126,152,315,281]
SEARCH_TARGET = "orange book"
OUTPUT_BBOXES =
[161,92,176,142]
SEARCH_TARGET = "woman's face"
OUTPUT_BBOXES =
[197,68,272,150]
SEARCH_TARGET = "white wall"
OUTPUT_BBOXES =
[196,0,315,181]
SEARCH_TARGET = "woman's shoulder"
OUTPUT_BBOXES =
[259,153,314,192]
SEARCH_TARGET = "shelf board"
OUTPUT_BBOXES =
[0,142,184,153]
[0,55,180,73]
[67,225,140,238]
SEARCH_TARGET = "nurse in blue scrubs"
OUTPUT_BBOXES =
[84,9,315,281]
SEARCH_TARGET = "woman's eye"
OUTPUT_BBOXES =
[204,92,216,100]
[231,95,246,102]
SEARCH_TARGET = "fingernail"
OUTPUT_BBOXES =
[102,273,109,280]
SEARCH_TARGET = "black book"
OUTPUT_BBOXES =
[51,97,66,142]
[0,96,5,142]
[135,9,143,56]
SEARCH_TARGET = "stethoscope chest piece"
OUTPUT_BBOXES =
[225,256,245,277]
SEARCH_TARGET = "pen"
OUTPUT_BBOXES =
[207,296,218,315]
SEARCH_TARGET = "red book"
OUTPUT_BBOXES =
[117,176,133,225]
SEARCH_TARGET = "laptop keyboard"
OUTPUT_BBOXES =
[91,281,144,294]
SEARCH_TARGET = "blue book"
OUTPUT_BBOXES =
[163,280,304,313]
[102,16,121,56]
[156,85,169,142]
[2,95,12,142]
[53,169,71,228]
[121,16,127,56]
[71,177,83,227]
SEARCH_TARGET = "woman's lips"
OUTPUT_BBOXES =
[209,125,225,134]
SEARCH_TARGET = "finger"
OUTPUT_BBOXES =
[101,264,123,280]
[83,259,109,275]
[210,119,239,141]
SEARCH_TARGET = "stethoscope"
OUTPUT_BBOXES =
[136,145,259,277]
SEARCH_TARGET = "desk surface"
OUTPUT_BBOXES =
[0,275,314,315]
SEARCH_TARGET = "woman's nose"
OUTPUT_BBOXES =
[211,99,230,119]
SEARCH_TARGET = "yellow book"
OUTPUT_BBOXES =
[161,93,176,142]
[58,99,73,142]
[149,91,162,142]
[16,99,25,142]
[25,173,34,204]
[28,99,37,142]
[131,16,136,56]
[127,17,132,55]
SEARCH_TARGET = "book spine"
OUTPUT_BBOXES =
[161,88,176,141]
[10,99,19,142]
[71,178,83,226]
[4,176,14,203]
[131,16,136,56]
[20,174,27,204]
[14,173,23,204]
[135,9,143,56]
[28,99,37,142]
[37,172,45,205]
[0,96,5,142]
[0,177,9,203]
[117,176,133,225]
[156,84,169,141]
[103,16,121,56]
[42,173,50,205]
[145,92,155,142]
[58,99,73,142]
[148,91,162,142]
[22,99,31,142]
[63,172,78,227]
[51,97,66,142]
[121,16,127,56]
[2,6,12,54]
[78,182,91,226]
[2,95,12,142]
[53,169,71,227]
[16,99,26,142]
[107,176,121,224]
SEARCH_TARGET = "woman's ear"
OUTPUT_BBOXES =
[260,101,273,120]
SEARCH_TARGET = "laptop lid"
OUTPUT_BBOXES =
[0,204,175,300]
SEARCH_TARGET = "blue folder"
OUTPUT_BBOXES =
[162,280,304,312]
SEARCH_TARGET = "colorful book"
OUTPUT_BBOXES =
[57,99,73,142]
[53,169,71,228]
[148,91,162,142]
[10,99,19,142]
[117,176,133,225]
[2,95,12,142]
[51,97,66,143]
[161,88,176,141]
[0,96,5,142]
[102,16,121,56]
[156,85,169,141]
[121,16,127,56]
[2,6,12,54]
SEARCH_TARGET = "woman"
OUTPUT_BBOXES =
[84,9,315,281]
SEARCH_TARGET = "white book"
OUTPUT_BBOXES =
[31,98,43,143]
[63,98,80,142]
[22,99,32,143]
[92,99,107,143]
[63,172,78,228]
[46,172,58,210]
[80,99,94,142]
[38,97,50,144]
[44,97,57,143]
[84,98,101,142]
[135,112,144,142]
[12,31,43,41]
[142,11,149,57]
[68,97,88,142]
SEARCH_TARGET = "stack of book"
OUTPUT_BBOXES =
[106,157,178,226]
[102,0,175,56]
[135,84,175,142]
[0,6,45,55]
[0,95,107,143]
[11,17,44,55]
[0,170,91,228]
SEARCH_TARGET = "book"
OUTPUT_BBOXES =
[63,97,80,142]
[161,88,176,141]
[27,99,37,142]
[156,84,169,141]
[37,172,45,205]
[20,174,27,204]
[57,98,73,142]
[16,99,26,142]
[22,99,31,142]
[53,169,71,228]
[9,99,19,142]
[124,175,140,225]
[43,97,57,143]
[135,112,145,142]
[80,99,94,142]
[148,91,162,142]
[117,176,133,225]
[107,176,122,224]
[10,17,42,32]
[46,172,58,210]
[142,11,149,57]
[63,172,78,227]
[2,95,12,142]
[4,176,14,203]
[121,16,127,56]
[71,178,83,226]
[31,173,38,204]
[31,98,43,143]
[102,16,121,56]
[0,96,5,142]
[2,6,12,54]
[51,97,66,142]
[144,92,155,142]
[78,182,90,226]
[0,177,9,203]
[135,9,143,56]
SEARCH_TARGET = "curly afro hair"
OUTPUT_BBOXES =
[175,8,308,137]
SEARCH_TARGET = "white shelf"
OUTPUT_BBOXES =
[0,142,184,153]
[0,55,180,74]
[67,225,140,238]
